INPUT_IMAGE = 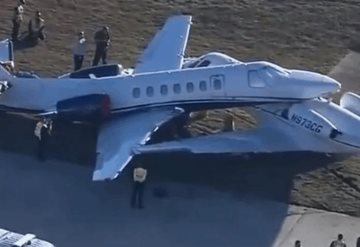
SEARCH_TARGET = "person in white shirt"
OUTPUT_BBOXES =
[131,165,147,209]
[11,0,26,41]
[72,31,87,71]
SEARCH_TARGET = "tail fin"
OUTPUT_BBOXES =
[134,15,192,73]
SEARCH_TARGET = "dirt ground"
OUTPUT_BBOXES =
[1,0,360,217]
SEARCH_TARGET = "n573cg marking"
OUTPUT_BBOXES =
[290,114,323,133]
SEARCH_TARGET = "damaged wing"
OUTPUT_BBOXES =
[93,107,185,181]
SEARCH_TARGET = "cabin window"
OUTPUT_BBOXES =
[146,86,154,97]
[248,70,266,88]
[198,60,211,67]
[199,80,207,91]
[173,83,181,94]
[213,78,222,90]
[186,82,194,92]
[160,85,168,95]
[132,87,141,98]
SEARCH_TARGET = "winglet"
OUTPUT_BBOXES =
[134,15,192,73]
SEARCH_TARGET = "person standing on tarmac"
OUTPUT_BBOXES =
[92,26,110,66]
[131,165,147,209]
[34,118,52,161]
[28,11,45,42]
[329,234,347,247]
[11,0,25,42]
[72,31,87,71]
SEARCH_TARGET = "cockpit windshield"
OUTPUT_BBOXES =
[187,59,211,68]
[248,65,288,88]
[187,60,201,68]
[258,65,288,80]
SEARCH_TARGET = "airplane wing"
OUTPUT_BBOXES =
[0,39,14,67]
[133,127,301,155]
[93,107,185,181]
[133,15,192,73]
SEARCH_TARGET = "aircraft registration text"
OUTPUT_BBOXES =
[290,114,323,133]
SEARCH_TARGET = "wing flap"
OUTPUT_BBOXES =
[93,108,184,181]
[134,15,192,73]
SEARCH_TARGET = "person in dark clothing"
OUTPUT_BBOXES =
[294,240,301,247]
[329,234,347,247]
[92,26,110,66]
[356,237,360,247]
[28,11,45,42]
[131,165,147,209]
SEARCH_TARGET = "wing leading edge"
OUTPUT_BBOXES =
[93,107,184,181]
[134,15,192,73]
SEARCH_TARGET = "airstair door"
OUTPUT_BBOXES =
[210,74,226,97]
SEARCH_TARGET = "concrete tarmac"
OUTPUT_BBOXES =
[1,51,360,247]
[0,151,360,247]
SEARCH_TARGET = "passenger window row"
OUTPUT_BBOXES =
[132,79,221,98]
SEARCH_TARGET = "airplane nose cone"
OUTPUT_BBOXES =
[321,75,341,93]
[289,70,341,98]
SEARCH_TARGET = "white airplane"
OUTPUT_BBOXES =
[0,15,341,181]
[135,92,360,156]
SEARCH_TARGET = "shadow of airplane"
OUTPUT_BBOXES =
[0,113,343,247]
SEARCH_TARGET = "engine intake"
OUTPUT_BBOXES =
[340,92,360,116]
[56,94,111,123]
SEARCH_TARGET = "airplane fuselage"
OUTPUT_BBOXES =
[0,62,340,116]
[251,97,360,153]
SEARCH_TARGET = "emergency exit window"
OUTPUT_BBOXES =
[248,70,266,88]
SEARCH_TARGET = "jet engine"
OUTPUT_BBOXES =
[284,103,342,139]
[340,92,360,116]
[56,94,111,123]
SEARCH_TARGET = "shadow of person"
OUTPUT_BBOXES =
[12,31,39,51]
[123,151,341,246]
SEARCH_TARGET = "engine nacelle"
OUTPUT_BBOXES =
[284,103,341,139]
[56,94,111,123]
[340,92,360,116]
